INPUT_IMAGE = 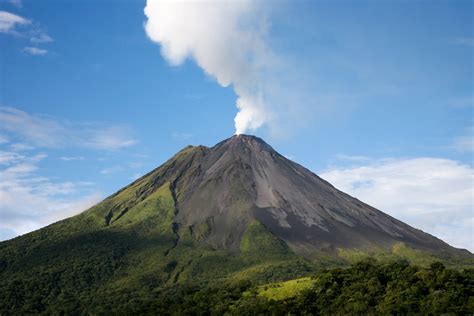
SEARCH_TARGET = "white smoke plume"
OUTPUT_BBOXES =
[144,0,274,135]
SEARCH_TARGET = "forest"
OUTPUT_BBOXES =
[1,258,472,315]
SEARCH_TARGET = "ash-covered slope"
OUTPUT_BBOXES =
[102,134,465,258]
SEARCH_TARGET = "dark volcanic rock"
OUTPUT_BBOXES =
[124,134,465,258]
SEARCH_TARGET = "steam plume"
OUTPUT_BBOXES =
[144,0,273,134]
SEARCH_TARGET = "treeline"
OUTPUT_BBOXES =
[1,259,472,315]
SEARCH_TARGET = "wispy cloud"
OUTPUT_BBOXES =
[30,32,53,44]
[320,157,474,251]
[0,150,24,164]
[22,46,48,56]
[0,150,101,240]
[0,10,52,55]
[0,107,137,150]
[83,126,137,150]
[0,10,29,33]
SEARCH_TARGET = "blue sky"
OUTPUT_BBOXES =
[0,0,472,250]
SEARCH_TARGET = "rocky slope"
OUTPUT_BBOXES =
[99,134,467,258]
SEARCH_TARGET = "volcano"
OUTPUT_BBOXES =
[100,134,465,257]
[0,135,471,313]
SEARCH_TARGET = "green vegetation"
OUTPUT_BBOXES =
[4,257,470,315]
[240,220,292,260]
[1,228,472,316]
[338,242,474,269]
[256,276,314,300]
[156,260,473,315]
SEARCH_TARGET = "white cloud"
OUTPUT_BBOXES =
[0,10,53,52]
[0,150,24,164]
[0,107,63,147]
[23,46,48,56]
[0,151,102,240]
[0,10,29,33]
[0,107,137,150]
[320,157,474,251]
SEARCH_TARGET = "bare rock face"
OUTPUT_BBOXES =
[126,134,465,258]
